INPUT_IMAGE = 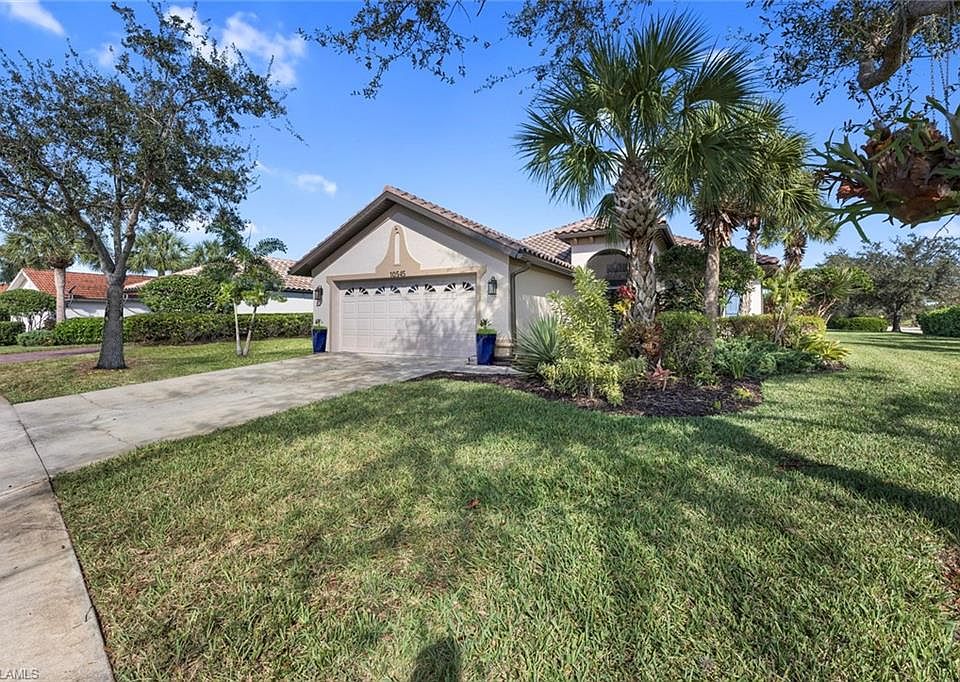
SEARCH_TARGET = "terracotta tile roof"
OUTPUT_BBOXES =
[382,186,573,271]
[0,284,7,293]
[518,228,571,263]
[124,257,314,293]
[21,269,154,300]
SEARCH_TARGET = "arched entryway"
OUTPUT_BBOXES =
[586,249,628,298]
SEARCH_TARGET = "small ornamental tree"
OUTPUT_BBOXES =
[796,265,873,321]
[0,289,56,330]
[138,274,224,313]
[0,4,286,369]
[207,224,287,357]
[655,245,762,314]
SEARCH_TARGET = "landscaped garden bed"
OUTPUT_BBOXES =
[416,370,762,416]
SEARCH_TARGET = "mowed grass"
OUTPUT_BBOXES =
[0,344,92,355]
[56,333,960,680]
[0,337,311,403]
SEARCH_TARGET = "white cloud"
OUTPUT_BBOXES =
[166,6,306,86]
[222,12,306,87]
[3,0,64,35]
[94,43,116,68]
[295,173,337,196]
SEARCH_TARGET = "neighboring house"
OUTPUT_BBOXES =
[290,186,779,360]
[4,268,153,318]
[123,257,315,314]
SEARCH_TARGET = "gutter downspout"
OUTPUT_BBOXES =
[509,260,531,356]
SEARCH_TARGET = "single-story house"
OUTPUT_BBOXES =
[123,257,315,314]
[290,186,778,360]
[3,268,154,318]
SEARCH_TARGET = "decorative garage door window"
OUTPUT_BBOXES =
[442,281,475,293]
[344,286,370,296]
[374,285,402,296]
[407,283,437,294]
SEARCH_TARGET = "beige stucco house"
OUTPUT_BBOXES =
[290,186,776,360]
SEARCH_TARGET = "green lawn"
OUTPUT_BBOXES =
[56,333,960,680]
[0,344,92,355]
[0,338,312,403]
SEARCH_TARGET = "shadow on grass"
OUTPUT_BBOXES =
[409,636,461,682]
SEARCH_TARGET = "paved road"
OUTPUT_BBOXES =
[0,346,98,365]
[1,352,462,680]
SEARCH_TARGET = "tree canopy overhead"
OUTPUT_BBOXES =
[307,0,647,97]
[0,2,287,368]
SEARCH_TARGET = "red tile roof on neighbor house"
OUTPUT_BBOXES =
[21,269,154,300]
[0,283,7,294]
[123,257,314,293]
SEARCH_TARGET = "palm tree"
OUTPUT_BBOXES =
[128,229,188,276]
[188,238,229,266]
[0,214,94,323]
[780,214,838,271]
[516,13,757,322]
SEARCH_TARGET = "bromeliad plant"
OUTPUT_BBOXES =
[818,98,960,231]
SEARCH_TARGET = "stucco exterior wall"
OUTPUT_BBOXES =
[514,266,574,335]
[309,206,514,353]
[235,292,314,314]
[64,299,151,318]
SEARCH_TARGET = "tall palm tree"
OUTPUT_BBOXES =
[0,214,94,323]
[128,228,189,276]
[516,13,757,322]
[188,238,229,266]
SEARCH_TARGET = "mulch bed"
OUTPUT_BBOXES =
[414,371,762,417]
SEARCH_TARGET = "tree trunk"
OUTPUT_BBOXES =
[891,309,902,333]
[97,273,127,369]
[242,306,258,357]
[703,228,722,323]
[233,303,242,356]
[783,230,807,271]
[613,161,661,323]
[738,217,760,316]
[53,266,67,324]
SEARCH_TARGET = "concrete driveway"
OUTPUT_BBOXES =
[15,352,459,476]
[1,352,461,680]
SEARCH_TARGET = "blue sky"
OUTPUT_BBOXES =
[0,0,950,267]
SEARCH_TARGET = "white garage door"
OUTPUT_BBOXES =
[339,276,476,357]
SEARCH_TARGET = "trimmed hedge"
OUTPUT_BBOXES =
[138,275,226,313]
[717,314,826,343]
[0,320,25,345]
[917,306,960,337]
[52,312,313,346]
[657,310,713,378]
[17,329,56,347]
[828,316,888,332]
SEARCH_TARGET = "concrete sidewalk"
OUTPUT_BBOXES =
[1,352,462,679]
[0,399,113,681]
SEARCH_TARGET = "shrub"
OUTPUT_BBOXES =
[514,317,561,378]
[543,267,622,404]
[657,311,713,378]
[827,316,887,332]
[52,312,312,345]
[917,306,960,337]
[717,314,826,345]
[0,320,25,345]
[16,329,56,346]
[52,318,104,345]
[796,333,849,362]
[615,319,662,363]
[0,289,55,330]
[138,275,226,313]
[655,244,761,313]
[713,337,778,379]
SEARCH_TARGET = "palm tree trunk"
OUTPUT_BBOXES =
[738,217,760,316]
[701,213,735,324]
[97,273,127,369]
[53,266,67,324]
[613,161,661,323]
[783,230,807,271]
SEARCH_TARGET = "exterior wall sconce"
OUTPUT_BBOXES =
[313,286,323,305]
[487,277,498,296]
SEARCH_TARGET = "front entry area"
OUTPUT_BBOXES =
[337,275,477,357]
